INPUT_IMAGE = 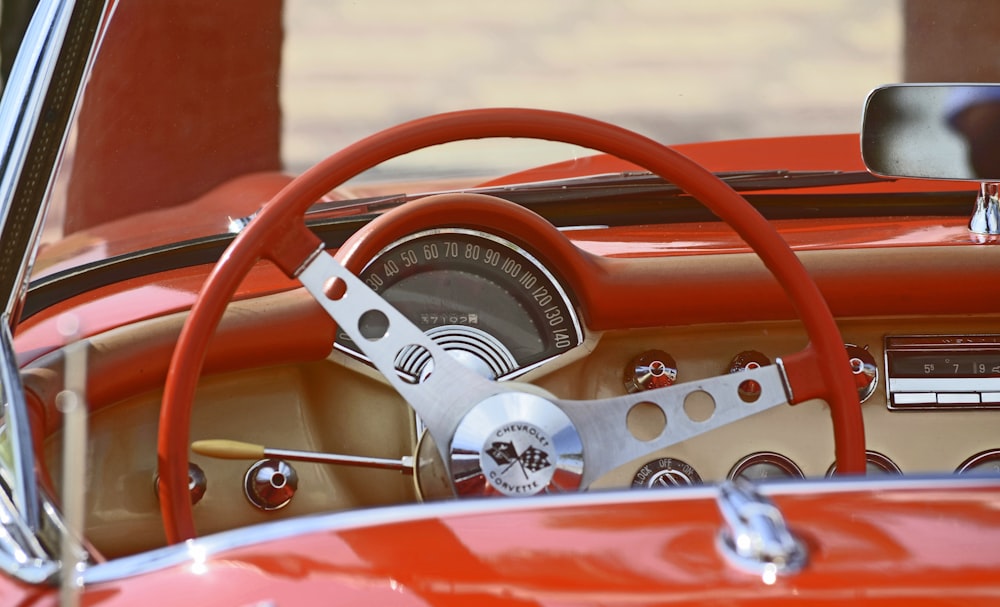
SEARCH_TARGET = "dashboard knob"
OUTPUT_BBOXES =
[244,458,298,511]
[727,350,771,402]
[625,350,678,393]
[845,343,878,403]
[154,462,207,505]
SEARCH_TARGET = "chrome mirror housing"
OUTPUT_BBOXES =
[861,83,1000,235]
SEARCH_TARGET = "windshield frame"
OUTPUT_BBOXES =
[0,0,105,576]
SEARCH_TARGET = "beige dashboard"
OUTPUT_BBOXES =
[31,290,1000,558]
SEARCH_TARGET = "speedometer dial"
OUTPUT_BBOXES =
[335,229,582,380]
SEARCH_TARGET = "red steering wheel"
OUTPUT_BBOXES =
[158,108,865,544]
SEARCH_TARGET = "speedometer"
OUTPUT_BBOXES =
[335,229,582,380]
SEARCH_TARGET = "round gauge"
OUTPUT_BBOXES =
[631,457,701,488]
[727,452,804,482]
[336,229,582,380]
[956,449,1000,475]
[826,450,901,476]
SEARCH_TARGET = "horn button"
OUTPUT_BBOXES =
[450,392,583,496]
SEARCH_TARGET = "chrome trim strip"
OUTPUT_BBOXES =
[0,483,57,584]
[774,356,794,403]
[0,317,38,530]
[81,474,1000,584]
[0,0,80,322]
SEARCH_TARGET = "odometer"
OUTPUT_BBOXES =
[335,229,582,380]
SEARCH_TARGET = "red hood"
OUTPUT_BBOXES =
[63,478,1000,606]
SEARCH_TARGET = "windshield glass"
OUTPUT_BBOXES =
[32,1,899,279]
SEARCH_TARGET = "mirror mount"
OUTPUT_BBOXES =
[970,182,1000,234]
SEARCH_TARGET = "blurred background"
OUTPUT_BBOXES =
[281,0,902,177]
[4,0,997,182]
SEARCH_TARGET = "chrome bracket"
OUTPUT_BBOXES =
[716,480,807,582]
[969,182,1000,234]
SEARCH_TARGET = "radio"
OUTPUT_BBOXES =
[885,335,1000,410]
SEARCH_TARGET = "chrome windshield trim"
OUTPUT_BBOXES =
[0,0,81,324]
[0,318,39,531]
[0,475,57,584]
[82,474,1000,584]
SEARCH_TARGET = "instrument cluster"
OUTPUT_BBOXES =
[334,228,583,381]
[624,335,1000,488]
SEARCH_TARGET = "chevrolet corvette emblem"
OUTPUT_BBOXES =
[487,441,552,474]
[481,423,556,495]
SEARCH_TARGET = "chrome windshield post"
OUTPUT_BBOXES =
[0,0,103,328]
[0,317,38,532]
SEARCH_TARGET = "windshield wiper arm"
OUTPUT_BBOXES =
[305,170,891,218]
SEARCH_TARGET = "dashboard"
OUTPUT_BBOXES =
[22,193,1000,559]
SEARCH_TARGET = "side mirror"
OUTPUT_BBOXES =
[862,83,1000,181]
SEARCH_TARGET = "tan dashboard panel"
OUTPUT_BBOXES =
[44,361,416,558]
[534,314,1000,488]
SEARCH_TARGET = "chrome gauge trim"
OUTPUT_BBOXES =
[956,449,1000,475]
[827,450,901,476]
[727,452,804,483]
[631,457,701,488]
[334,228,583,381]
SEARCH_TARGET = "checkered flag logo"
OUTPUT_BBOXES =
[519,446,551,473]
[487,440,552,478]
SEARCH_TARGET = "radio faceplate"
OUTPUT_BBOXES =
[885,335,1000,410]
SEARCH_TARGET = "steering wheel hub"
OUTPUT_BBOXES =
[450,392,584,497]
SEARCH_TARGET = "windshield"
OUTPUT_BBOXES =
[30,1,900,280]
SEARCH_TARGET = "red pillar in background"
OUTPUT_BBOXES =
[66,0,283,233]
[904,0,1000,82]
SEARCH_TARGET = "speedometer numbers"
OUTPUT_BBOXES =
[336,229,582,380]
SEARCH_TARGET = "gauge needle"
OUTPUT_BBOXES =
[192,439,414,474]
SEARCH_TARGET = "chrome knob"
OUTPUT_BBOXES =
[244,458,298,511]
[845,343,878,403]
[727,350,771,403]
[155,462,207,505]
[625,350,678,393]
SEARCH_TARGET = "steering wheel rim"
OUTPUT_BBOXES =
[158,108,865,544]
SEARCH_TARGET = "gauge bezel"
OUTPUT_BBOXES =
[955,449,1000,474]
[334,227,583,380]
[727,451,804,482]
[826,450,901,476]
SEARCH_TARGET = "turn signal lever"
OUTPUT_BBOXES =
[192,439,415,473]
